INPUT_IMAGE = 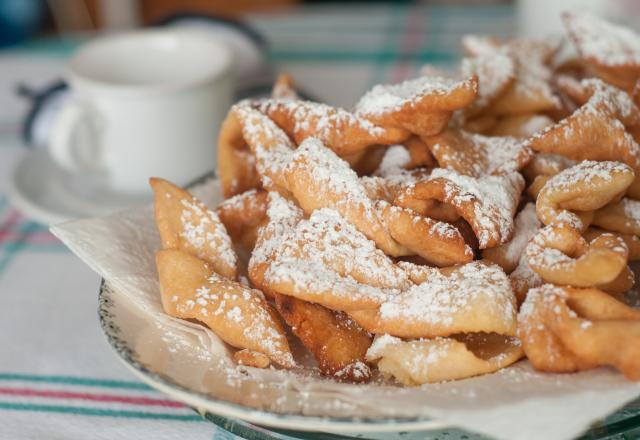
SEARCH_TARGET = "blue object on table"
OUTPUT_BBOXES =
[0,0,46,48]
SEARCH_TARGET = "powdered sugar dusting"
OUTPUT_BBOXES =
[498,203,542,266]
[461,52,514,108]
[176,271,293,367]
[424,168,523,247]
[377,261,515,326]
[179,198,237,273]
[564,12,640,66]
[355,76,472,116]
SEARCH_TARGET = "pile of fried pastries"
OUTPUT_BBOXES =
[152,13,640,386]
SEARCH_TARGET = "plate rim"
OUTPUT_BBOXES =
[97,269,452,433]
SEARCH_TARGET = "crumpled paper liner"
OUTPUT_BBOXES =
[51,179,640,440]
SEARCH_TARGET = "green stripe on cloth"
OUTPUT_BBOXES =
[0,374,152,391]
[0,402,203,422]
[0,221,43,275]
[368,2,407,88]
[0,244,69,252]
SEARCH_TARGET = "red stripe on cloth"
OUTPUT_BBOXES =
[0,387,185,408]
[0,230,60,245]
[0,211,23,235]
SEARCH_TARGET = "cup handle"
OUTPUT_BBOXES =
[49,99,102,172]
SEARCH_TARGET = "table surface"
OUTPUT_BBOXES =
[0,4,514,439]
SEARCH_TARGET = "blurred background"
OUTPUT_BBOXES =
[1,0,640,224]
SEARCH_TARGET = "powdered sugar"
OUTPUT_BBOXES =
[256,98,388,141]
[424,168,523,247]
[377,261,515,326]
[541,160,631,195]
[430,131,532,177]
[179,198,237,273]
[376,145,412,176]
[564,12,640,66]
[461,52,514,108]
[355,76,473,116]
[499,203,542,266]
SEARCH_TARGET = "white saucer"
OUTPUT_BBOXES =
[7,149,149,225]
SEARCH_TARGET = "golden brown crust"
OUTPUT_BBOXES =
[275,295,372,382]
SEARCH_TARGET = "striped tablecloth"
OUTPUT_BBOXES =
[0,4,512,439]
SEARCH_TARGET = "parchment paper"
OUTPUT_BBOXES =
[51,179,640,440]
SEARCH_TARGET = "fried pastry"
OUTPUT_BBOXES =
[525,223,629,288]
[366,333,523,385]
[483,203,541,273]
[156,249,294,368]
[525,79,640,198]
[488,114,554,138]
[423,128,533,177]
[535,160,634,231]
[462,35,561,116]
[217,110,262,198]
[519,284,640,379]
[584,227,640,261]
[150,177,237,279]
[355,75,478,137]
[271,73,299,100]
[275,294,372,382]
[157,15,640,384]
[563,12,640,92]
[349,261,517,338]
[592,197,640,236]
[215,188,268,250]
[253,98,409,158]
[395,169,524,249]
[461,51,515,114]
[284,137,473,265]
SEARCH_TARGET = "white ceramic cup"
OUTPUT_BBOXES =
[49,29,233,194]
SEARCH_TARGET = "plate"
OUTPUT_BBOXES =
[7,149,148,224]
[99,279,640,439]
[97,280,449,437]
[90,176,640,439]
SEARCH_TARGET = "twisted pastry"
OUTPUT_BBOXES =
[592,197,640,236]
[366,333,523,386]
[216,188,268,250]
[535,160,634,231]
[423,128,533,177]
[519,284,640,380]
[525,161,634,290]
[250,192,374,381]
[284,137,473,265]
[461,51,515,114]
[217,109,262,198]
[355,75,478,137]
[348,261,517,338]
[395,168,524,249]
[483,203,541,273]
[252,98,409,157]
[525,223,629,288]
[563,12,640,92]
[526,79,640,198]
[150,177,237,279]
[254,192,516,339]
[151,179,294,368]
[275,295,372,382]
[156,249,295,368]
[461,35,560,116]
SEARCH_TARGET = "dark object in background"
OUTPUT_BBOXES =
[0,0,47,47]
